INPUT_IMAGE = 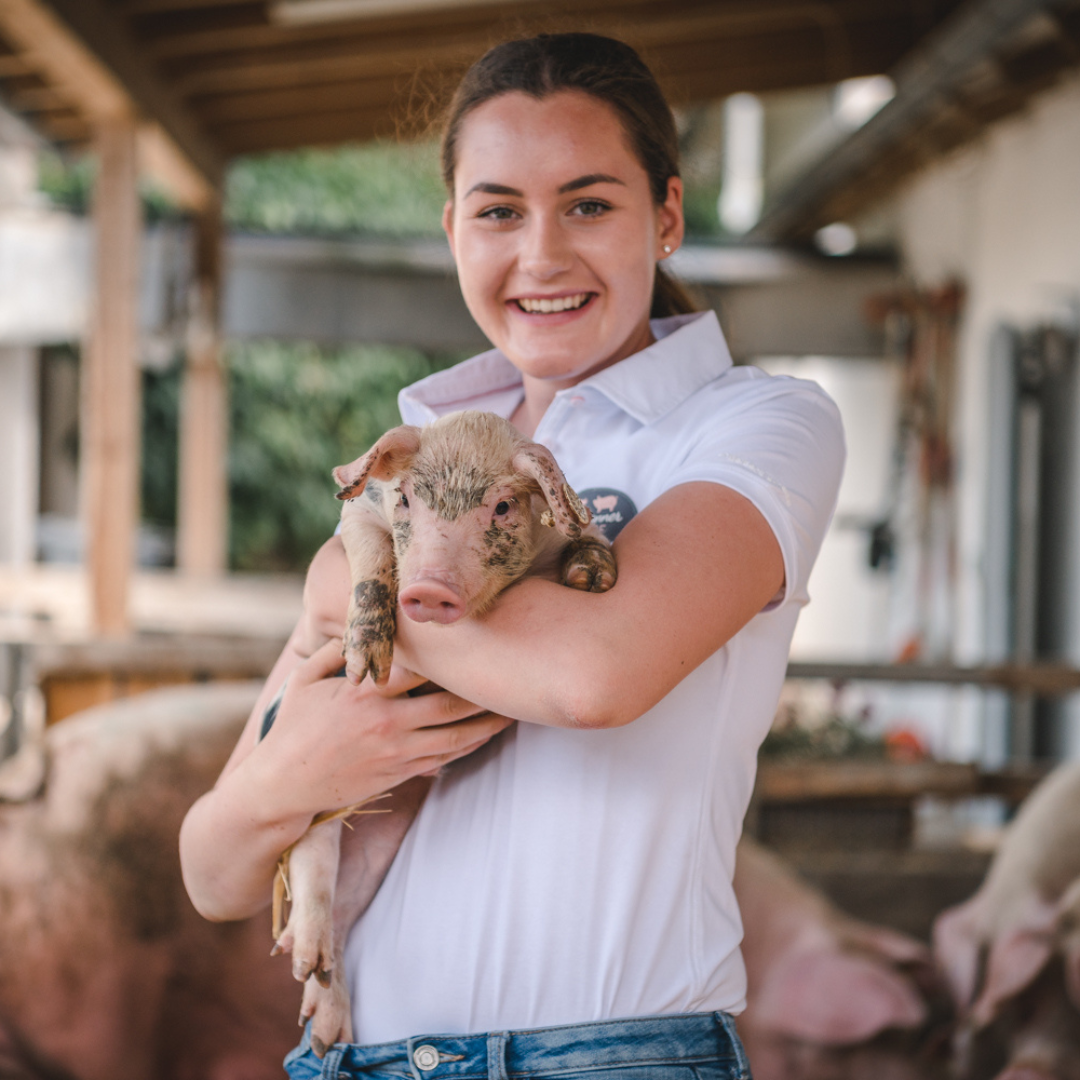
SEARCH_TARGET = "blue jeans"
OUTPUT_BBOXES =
[283,1012,751,1079]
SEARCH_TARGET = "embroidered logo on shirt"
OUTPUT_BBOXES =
[577,488,638,542]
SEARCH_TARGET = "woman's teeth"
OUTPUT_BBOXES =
[516,293,589,314]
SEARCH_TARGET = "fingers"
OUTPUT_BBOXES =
[294,638,349,685]
[378,664,430,698]
[407,712,514,766]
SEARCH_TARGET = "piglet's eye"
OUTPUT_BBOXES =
[399,493,409,508]
[494,501,510,516]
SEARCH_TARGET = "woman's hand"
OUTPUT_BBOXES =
[179,636,511,922]
[258,638,509,821]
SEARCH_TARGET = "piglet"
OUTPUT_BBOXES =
[273,410,617,1055]
[735,837,938,1080]
[933,763,1080,1079]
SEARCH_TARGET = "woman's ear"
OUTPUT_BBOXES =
[442,199,456,261]
[657,176,685,258]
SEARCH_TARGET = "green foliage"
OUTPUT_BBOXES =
[141,365,181,531]
[226,341,460,572]
[138,342,461,573]
[760,714,886,761]
[38,150,184,222]
[225,143,446,237]
[682,179,723,239]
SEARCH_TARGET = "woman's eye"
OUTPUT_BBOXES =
[494,501,511,516]
[572,200,610,218]
[478,205,518,222]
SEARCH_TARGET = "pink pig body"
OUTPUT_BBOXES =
[0,684,302,1080]
[735,836,935,1080]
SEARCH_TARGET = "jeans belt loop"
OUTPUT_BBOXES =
[319,1044,346,1080]
[715,1011,751,1080]
[486,1031,509,1080]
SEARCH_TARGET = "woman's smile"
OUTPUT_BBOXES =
[509,291,596,317]
[443,89,683,407]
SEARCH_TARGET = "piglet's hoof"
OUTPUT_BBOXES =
[301,966,353,1058]
[561,541,617,593]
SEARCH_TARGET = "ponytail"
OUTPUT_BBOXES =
[651,265,698,319]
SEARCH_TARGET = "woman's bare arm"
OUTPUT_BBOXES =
[179,538,511,923]
[393,482,784,729]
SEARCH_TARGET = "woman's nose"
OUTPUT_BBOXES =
[518,216,571,279]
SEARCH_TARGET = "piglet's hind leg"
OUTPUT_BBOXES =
[300,960,353,1059]
[274,818,341,986]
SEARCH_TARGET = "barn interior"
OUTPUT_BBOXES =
[1,1,1080,1077]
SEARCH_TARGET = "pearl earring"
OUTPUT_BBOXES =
[662,245,672,255]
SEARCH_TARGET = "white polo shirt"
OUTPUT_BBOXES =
[344,310,845,1043]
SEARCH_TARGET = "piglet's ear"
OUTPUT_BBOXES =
[753,950,927,1045]
[970,919,1055,1027]
[334,426,422,500]
[513,443,591,539]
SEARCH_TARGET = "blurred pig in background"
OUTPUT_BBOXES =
[934,763,1080,1080]
[735,836,949,1080]
[0,683,300,1080]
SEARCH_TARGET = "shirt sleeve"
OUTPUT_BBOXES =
[664,372,846,608]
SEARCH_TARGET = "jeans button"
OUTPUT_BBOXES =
[413,1044,439,1071]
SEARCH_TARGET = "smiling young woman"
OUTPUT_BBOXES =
[180,32,845,1080]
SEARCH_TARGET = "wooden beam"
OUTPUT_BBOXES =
[83,115,141,637]
[176,200,229,577]
[145,0,946,61]
[0,0,221,207]
[210,103,402,155]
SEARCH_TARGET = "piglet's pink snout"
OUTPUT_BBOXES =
[399,579,465,624]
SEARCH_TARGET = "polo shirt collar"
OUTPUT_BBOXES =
[399,309,733,427]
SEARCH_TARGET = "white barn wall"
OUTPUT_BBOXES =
[894,70,1080,759]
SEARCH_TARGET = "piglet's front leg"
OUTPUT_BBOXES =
[340,508,398,686]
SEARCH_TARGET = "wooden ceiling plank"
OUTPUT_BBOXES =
[209,101,405,154]
[0,52,31,76]
[166,4,930,102]
[183,8,934,134]
[142,0,947,60]
[7,0,225,204]
[120,0,259,13]
[0,0,132,118]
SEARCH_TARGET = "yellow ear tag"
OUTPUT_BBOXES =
[564,484,591,525]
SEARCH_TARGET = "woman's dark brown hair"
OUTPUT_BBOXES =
[440,33,697,320]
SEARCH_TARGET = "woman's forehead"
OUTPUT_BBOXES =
[453,90,645,194]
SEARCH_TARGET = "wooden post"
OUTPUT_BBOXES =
[176,199,228,576]
[83,114,141,636]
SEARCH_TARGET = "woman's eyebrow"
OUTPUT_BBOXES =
[464,181,522,197]
[463,174,626,198]
[558,173,624,193]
